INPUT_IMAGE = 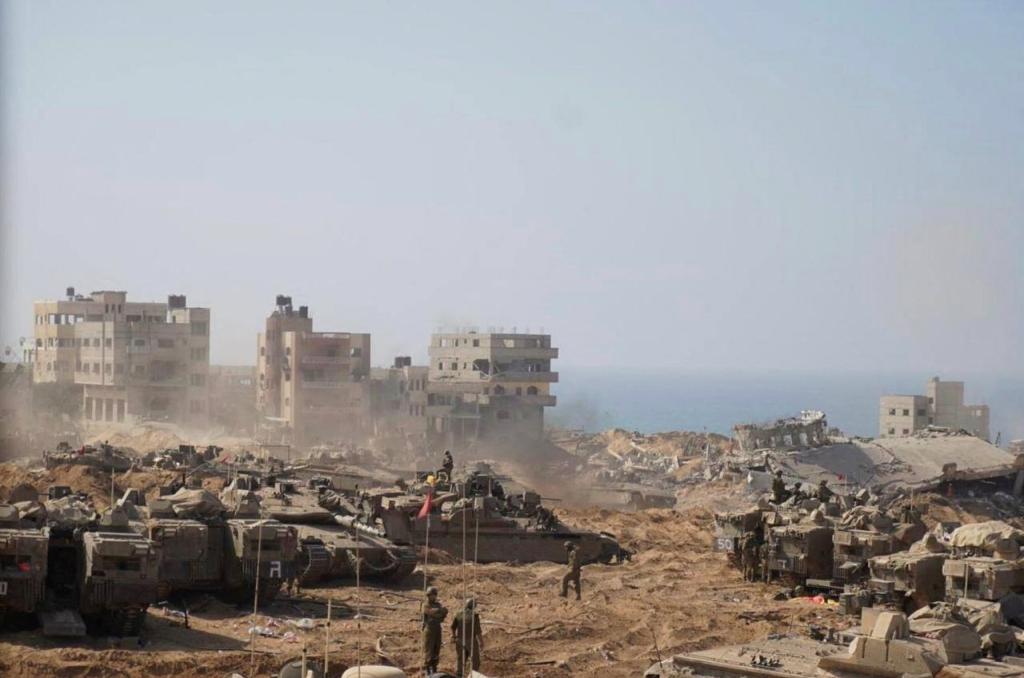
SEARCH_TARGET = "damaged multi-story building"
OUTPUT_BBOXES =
[31,288,210,427]
[733,410,828,452]
[256,296,370,446]
[425,331,558,445]
[879,376,990,440]
[368,356,429,440]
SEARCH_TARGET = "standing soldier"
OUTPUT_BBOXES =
[771,471,788,504]
[740,533,760,582]
[560,541,582,600]
[421,586,448,675]
[451,598,483,677]
[442,450,454,478]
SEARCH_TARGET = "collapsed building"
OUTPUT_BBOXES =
[733,410,829,452]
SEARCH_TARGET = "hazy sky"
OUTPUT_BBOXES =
[2,1,1022,372]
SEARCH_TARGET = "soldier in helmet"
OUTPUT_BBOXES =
[441,450,454,479]
[817,479,833,503]
[451,597,484,676]
[421,586,448,675]
[740,533,760,582]
[560,541,582,600]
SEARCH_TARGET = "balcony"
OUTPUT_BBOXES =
[491,346,559,360]
[301,380,345,390]
[488,371,559,383]
[478,394,557,407]
[301,356,347,366]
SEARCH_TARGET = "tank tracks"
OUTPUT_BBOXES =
[297,540,333,586]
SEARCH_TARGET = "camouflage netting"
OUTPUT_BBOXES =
[163,488,225,518]
[949,521,1024,551]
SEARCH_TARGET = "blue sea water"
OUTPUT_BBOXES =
[550,369,1024,443]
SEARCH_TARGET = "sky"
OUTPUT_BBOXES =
[2,1,1022,374]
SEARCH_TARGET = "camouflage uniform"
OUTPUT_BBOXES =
[741,534,760,582]
[771,473,788,504]
[451,599,483,676]
[560,543,582,600]
[421,588,448,675]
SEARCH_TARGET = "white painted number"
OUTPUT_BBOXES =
[0,581,8,596]
[269,561,281,579]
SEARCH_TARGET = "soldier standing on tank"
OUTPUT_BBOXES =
[442,450,454,478]
[560,541,582,600]
[817,479,833,503]
[421,586,448,675]
[451,597,484,677]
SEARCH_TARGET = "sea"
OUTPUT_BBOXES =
[549,368,1024,444]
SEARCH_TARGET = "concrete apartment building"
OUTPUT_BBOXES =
[256,296,370,446]
[426,331,558,444]
[208,365,257,434]
[32,288,210,426]
[369,356,429,439]
[879,376,990,440]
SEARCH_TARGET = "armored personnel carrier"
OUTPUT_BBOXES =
[44,504,159,635]
[832,529,900,585]
[355,477,630,565]
[869,547,947,611]
[0,503,48,626]
[942,521,1024,602]
[139,484,298,605]
[256,478,417,586]
[713,508,764,567]
[765,520,834,585]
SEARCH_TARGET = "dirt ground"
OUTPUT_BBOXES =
[0,496,848,678]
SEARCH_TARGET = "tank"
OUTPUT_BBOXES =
[258,479,417,586]
[0,503,48,623]
[45,506,159,635]
[942,557,1024,602]
[357,480,630,565]
[141,484,298,605]
[713,509,764,567]
[44,441,133,472]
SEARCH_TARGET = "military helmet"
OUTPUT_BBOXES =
[564,540,574,549]
[465,598,475,609]
[426,586,439,596]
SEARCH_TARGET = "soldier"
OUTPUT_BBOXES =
[771,471,789,504]
[740,533,760,582]
[560,541,582,600]
[817,479,833,503]
[421,586,448,675]
[451,598,484,677]
[791,482,805,502]
[442,450,454,478]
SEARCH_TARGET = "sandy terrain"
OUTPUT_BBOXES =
[0,495,848,678]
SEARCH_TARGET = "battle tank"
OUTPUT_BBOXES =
[942,521,1024,602]
[713,508,765,567]
[869,548,948,612]
[0,503,48,625]
[136,483,298,605]
[44,441,133,472]
[765,520,834,585]
[43,503,159,636]
[832,529,900,585]
[352,472,630,565]
[255,478,417,586]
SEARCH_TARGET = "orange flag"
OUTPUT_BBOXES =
[417,489,433,520]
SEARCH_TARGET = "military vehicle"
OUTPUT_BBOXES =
[139,485,298,605]
[832,529,899,585]
[941,521,1024,602]
[44,441,133,472]
[765,521,834,585]
[354,480,629,565]
[256,478,418,586]
[712,508,764,567]
[869,549,947,612]
[0,504,48,626]
[44,505,159,635]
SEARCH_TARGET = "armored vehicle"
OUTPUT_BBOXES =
[832,529,899,585]
[765,522,834,585]
[0,503,48,625]
[942,557,1024,602]
[713,509,765,567]
[257,479,417,586]
[869,549,947,611]
[44,441,133,472]
[45,506,159,635]
[360,488,628,565]
[141,486,298,605]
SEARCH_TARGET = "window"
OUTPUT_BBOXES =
[496,410,510,420]
[92,363,100,373]
[472,339,479,347]
[105,338,112,348]
[157,338,174,349]
[450,362,457,370]
[902,428,910,435]
[93,338,100,347]
[437,362,443,370]
[527,386,538,395]
[350,347,362,358]
[888,427,895,435]
[516,387,522,395]
[190,322,207,336]
[902,409,910,416]
[133,339,146,347]
[917,408,926,417]
[888,408,896,416]
[104,363,112,374]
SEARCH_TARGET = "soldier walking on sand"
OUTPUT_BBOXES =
[421,586,448,675]
[451,597,484,677]
[560,541,582,600]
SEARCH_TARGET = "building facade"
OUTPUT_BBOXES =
[31,289,210,427]
[208,365,257,434]
[256,296,370,446]
[369,357,429,439]
[879,377,990,440]
[426,331,557,444]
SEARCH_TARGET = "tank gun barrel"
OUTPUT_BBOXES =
[333,514,386,538]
